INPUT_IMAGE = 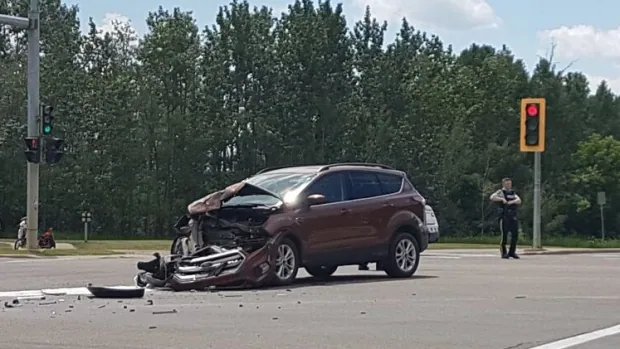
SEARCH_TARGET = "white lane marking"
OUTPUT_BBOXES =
[0,286,155,299]
[425,253,497,258]
[530,324,620,349]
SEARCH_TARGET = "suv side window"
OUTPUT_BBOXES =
[305,173,344,204]
[377,173,403,195]
[347,171,382,200]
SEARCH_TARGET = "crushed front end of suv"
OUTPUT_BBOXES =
[135,163,429,291]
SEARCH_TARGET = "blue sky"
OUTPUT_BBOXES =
[62,0,620,93]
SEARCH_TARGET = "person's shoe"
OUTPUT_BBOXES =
[501,253,509,259]
[509,253,520,259]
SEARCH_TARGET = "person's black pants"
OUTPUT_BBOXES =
[499,216,519,256]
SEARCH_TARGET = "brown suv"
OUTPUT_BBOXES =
[136,163,429,291]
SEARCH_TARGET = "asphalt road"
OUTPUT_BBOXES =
[1,251,619,349]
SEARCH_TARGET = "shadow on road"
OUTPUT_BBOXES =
[284,273,437,289]
[148,273,438,294]
[212,273,438,293]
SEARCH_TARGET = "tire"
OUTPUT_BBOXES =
[14,238,24,250]
[170,236,188,256]
[384,232,420,278]
[270,237,300,286]
[306,265,337,280]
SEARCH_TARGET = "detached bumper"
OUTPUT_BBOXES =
[167,239,278,291]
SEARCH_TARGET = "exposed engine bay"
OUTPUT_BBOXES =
[135,182,282,291]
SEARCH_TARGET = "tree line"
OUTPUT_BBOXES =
[1,0,618,238]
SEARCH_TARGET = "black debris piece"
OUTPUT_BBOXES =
[153,309,178,315]
[88,286,145,299]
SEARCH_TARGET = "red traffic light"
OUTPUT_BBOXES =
[24,137,39,150]
[526,104,539,117]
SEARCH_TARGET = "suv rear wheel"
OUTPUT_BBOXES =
[272,238,300,286]
[305,265,337,279]
[384,232,420,278]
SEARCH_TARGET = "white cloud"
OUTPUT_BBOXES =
[538,25,620,61]
[99,13,133,36]
[351,0,501,31]
[586,74,620,95]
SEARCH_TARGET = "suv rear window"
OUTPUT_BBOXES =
[347,171,382,200]
[377,173,403,195]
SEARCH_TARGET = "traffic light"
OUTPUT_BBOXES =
[42,105,54,136]
[520,98,546,152]
[24,137,41,163]
[45,137,64,164]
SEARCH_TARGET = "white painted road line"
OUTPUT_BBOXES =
[0,286,156,299]
[530,324,620,349]
[424,253,498,258]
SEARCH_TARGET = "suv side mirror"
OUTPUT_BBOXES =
[306,194,327,206]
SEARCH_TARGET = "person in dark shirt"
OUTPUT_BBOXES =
[489,178,522,259]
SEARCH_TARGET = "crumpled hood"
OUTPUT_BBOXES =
[187,181,280,215]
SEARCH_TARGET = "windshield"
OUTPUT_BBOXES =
[223,172,316,207]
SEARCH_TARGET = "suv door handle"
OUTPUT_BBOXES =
[295,217,304,224]
[340,208,351,215]
[383,202,395,208]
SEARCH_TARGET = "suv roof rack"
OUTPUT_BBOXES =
[318,162,394,172]
[255,165,292,175]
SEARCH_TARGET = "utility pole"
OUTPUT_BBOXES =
[0,0,40,250]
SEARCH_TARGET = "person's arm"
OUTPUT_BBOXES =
[489,189,506,203]
[508,194,521,205]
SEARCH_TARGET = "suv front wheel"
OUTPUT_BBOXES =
[384,232,420,278]
[271,238,300,286]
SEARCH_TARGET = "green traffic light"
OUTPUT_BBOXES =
[43,125,52,135]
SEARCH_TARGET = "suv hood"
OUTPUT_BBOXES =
[187,181,280,215]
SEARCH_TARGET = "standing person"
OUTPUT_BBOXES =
[490,178,522,259]
[17,217,27,241]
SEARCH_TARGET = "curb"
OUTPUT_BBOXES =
[521,249,620,255]
[0,254,41,259]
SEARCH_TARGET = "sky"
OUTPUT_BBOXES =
[61,0,620,94]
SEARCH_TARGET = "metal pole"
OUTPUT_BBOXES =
[26,0,40,250]
[0,14,30,28]
[600,205,605,241]
[532,152,542,249]
[84,221,88,242]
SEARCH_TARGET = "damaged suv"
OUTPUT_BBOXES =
[136,163,429,291]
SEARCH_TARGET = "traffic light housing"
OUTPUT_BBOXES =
[42,105,54,136]
[520,98,546,152]
[24,137,41,163]
[45,137,64,164]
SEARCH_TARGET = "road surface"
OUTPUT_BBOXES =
[1,251,619,349]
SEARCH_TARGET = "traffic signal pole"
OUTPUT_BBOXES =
[1,0,40,250]
[533,152,542,249]
[520,98,546,250]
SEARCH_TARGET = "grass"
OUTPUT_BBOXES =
[0,239,170,257]
[1,235,618,258]
[438,235,620,249]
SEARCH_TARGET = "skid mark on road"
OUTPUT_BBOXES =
[530,323,620,349]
